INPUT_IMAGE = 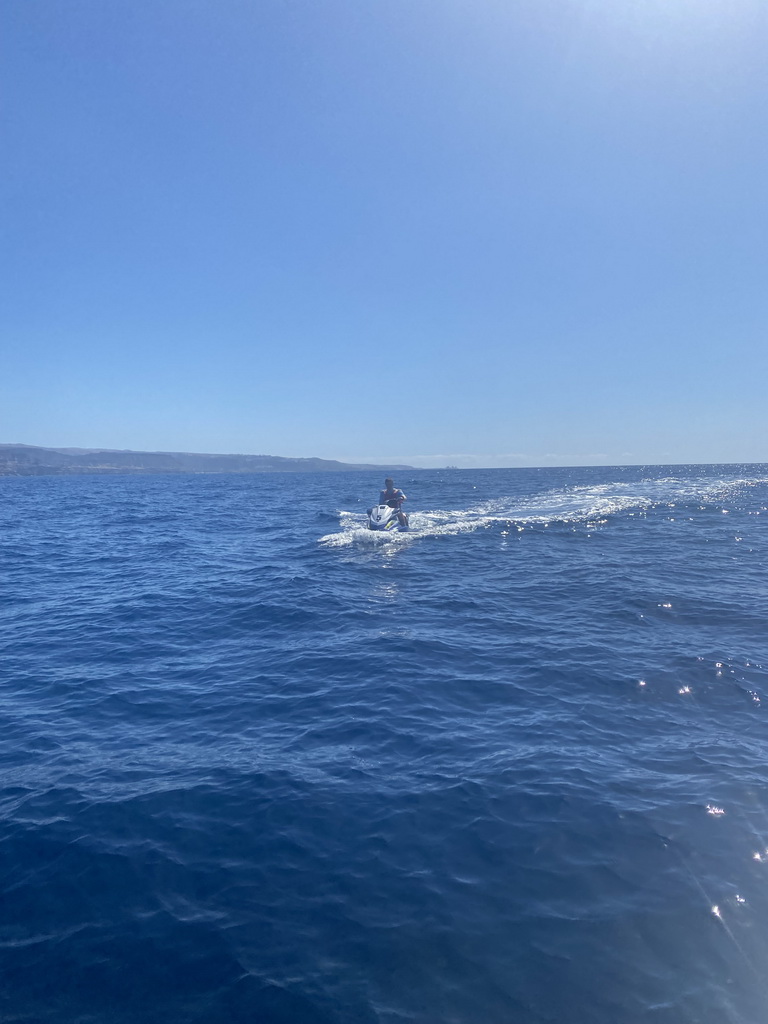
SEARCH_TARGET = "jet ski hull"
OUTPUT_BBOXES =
[367,504,409,531]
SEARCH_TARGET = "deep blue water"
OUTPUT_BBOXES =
[2,465,768,1024]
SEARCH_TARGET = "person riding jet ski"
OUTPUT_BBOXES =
[367,477,409,531]
[379,477,408,528]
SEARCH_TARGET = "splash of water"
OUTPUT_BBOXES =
[319,473,765,548]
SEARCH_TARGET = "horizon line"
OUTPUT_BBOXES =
[2,442,765,474]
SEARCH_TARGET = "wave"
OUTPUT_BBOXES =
[319,472,767,548]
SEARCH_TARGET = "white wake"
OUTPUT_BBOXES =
[318,474,766,548]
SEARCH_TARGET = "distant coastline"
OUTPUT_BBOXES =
[0,444,413,477]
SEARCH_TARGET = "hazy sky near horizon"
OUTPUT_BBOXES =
[2,0,767,468]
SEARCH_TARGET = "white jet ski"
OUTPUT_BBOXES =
[367,504,409,532]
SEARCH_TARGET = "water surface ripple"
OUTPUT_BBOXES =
[2,465,768,1023]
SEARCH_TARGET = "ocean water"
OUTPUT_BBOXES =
[2,465,768,1024]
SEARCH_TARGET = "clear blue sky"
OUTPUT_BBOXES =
[2,0,766,468]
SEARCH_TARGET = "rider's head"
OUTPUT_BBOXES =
[385,477,394,487]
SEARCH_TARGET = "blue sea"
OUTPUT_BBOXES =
[2,465,768,1024]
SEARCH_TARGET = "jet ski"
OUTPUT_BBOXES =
[367,504,409,532]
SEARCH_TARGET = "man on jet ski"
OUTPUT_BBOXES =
[380,477,408,527]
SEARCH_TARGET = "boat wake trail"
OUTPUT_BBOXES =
[318,473,766,548]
